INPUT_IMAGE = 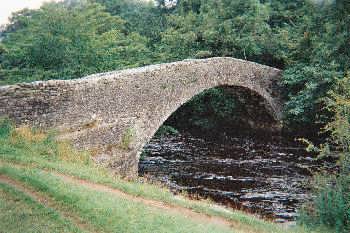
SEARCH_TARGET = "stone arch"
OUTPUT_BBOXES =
[135,84,282,173]
[148,84,281,138]
[0,57,282,177]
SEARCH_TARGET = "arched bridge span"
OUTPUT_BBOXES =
[0,57,282,177]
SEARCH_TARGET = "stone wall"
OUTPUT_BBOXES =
[0,57,282,177]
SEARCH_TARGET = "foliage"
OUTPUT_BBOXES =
[165,86,274,136]
[280,1,350,132]
[299,75,350,232]
[95,0,168,45]
[0,0,152,84]
[299,162,350,233]
[155,125,179,137]
[0,118,13,138]
[324,74,350,156]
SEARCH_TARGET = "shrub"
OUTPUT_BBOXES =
[299,162,350,233]
[298,75,350,232]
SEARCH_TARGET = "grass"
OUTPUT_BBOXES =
[0,182,81,233]
[0,166,236,233]
[0,120,329,233]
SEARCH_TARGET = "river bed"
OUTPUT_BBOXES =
[138,133,335,222]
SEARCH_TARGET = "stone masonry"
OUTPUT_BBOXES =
[0,57,283,177]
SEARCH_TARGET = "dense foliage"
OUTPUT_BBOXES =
[299,76,350,233]
[0,1,152,84]
[166,88,240,135]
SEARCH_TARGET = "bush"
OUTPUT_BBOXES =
[298,75,350,232]
[299,161,350,233]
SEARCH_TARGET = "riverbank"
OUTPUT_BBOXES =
[0,124,329,233]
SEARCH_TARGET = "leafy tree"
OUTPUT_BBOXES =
[0,0,151,84]
[95,0,168,48]
[299,75,350,233]
[201,0,273,62]
[281,0,350,133]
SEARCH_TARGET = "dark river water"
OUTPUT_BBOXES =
[138,133,335,223]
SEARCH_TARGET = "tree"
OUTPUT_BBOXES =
[281,0,350,133]
[0,0,151,84]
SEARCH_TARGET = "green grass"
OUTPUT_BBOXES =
[0,120,328,233]
[0,182,81,233]
[0,166,236,233]
[0,153,289,233]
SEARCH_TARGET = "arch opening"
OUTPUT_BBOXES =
[137,85,310,222]
[137,84,282,150]
[161,85,280,139]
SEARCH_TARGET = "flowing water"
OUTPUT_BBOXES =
[138,133,335,223]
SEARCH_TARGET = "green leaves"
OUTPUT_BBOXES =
[0,1,151,83]
[282,64,340,133]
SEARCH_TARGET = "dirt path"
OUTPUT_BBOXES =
[0,161,264,233]
[56,173,238,230]
[0,175,98,233]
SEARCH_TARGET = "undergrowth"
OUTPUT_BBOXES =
[298,76,350,233]
[0,118,91,165]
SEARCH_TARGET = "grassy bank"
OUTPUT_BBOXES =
[0,120,326,233]
[0,182,81,233]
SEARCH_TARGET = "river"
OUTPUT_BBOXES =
[138,133,335,223]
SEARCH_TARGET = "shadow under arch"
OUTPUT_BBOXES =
[136,84,282,162]
[163,85,280,138]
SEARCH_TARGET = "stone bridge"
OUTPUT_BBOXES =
[0,57,282,177]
